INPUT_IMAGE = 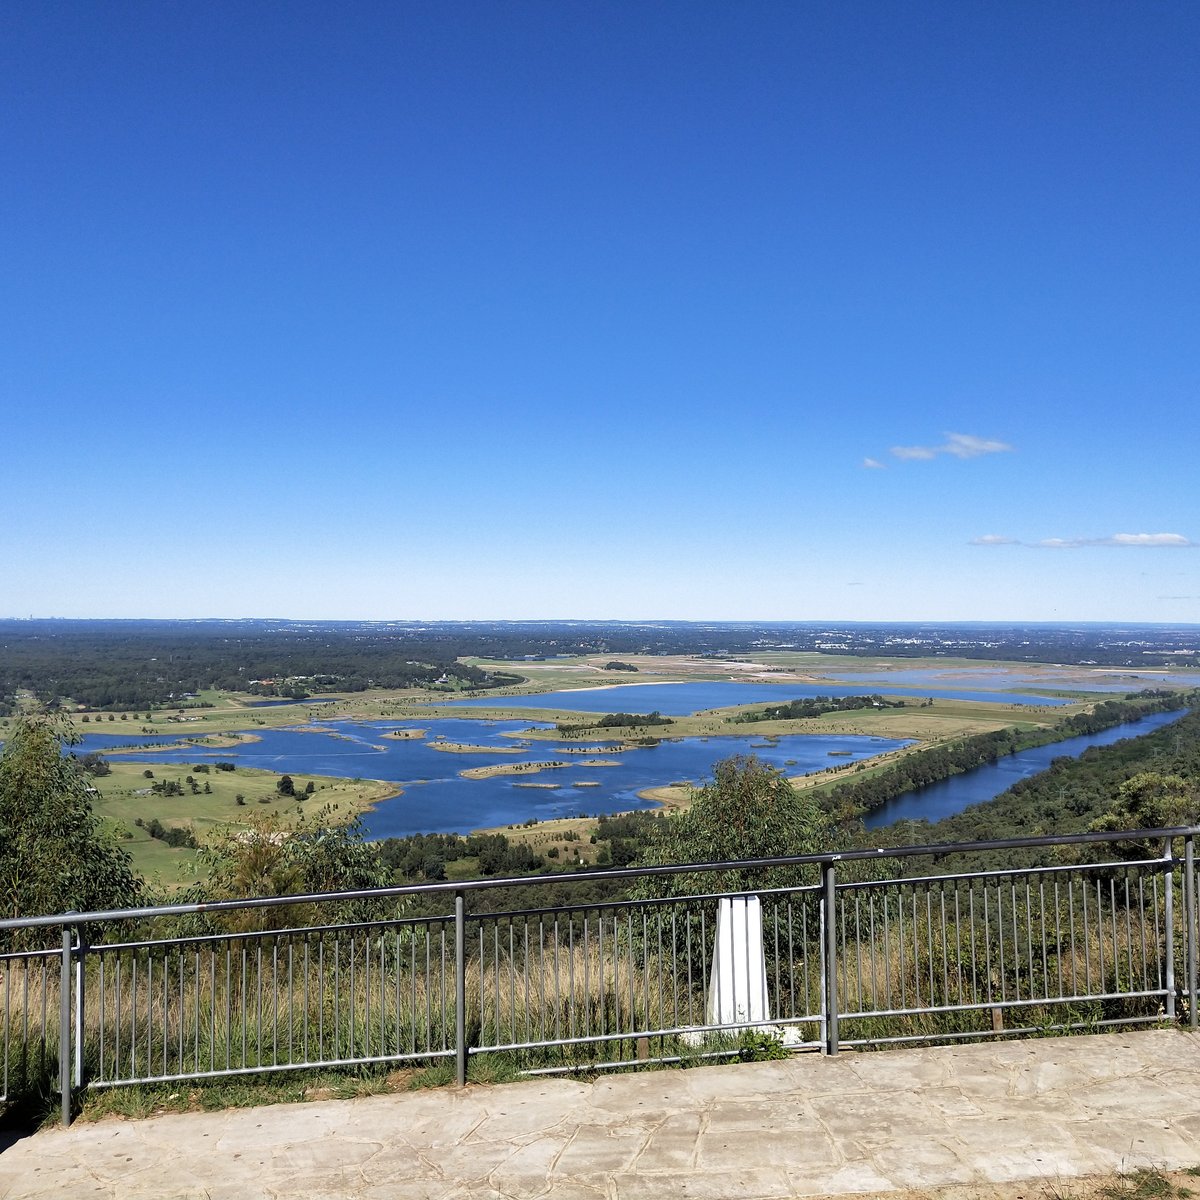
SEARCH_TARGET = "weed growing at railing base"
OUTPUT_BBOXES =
[735,1029,789,1061]
[1094,1168,1193,1200]
[1048,1167,1195,1200]
[69,1065,406,1126]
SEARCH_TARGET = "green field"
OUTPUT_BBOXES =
[90,760,399,891]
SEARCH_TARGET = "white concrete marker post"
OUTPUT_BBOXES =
[689,894,806,1048]
[707,895,771,1028]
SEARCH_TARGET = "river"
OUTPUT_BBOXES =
[861,708,1187,829]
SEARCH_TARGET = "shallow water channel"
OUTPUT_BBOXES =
[75,682,1184,838]
[77,718,908,837]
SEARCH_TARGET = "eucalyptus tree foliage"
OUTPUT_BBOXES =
[1086,771,1200,860]
[177,806,395,934]
[0,714,142,946]
[633,755,830,899]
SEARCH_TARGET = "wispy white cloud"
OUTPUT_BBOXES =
[1037,532,1196,550]
[972,532,1196,550]
[862,457,886,470]
[888,432,1013,463]
[1104,532,1192,547]
[941,433,1012,459]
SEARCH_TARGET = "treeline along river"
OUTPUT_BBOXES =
[862,709,1185,828]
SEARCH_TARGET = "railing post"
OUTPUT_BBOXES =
[59,923,74,1127]
[821,862,838,1056]
[1164,839,1176,1022]
[1186,835,1198,1032]
[455,891,467,1086]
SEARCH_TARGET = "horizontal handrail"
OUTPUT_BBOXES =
[2,825,1195,932]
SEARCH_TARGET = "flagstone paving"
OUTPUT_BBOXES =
[2,1030,1199,1199]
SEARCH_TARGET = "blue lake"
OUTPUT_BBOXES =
[77,719,910,838]
[863,709,1187,829]
[452,680,1069,714]
[77,700,1188,839]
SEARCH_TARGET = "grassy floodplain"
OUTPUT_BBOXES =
[8,652,1173,887]
[81,759,399,890]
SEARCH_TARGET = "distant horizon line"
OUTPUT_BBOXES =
[3,615,1199,629]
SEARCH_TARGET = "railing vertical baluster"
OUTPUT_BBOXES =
[1068,876,1078,996]
[640,909,649,1037]
[73,926,85,1098]
[538,917,547,1043]
[1052,878,1063,999]
[993,883,1003,1003]
[1137,877,1149,994]
[1039,879,1049,1002]
[442,921,450,1055]
[131,954,140,1080]
[523,919,531,1048]
[362,928,371,1061]
[1186,834,1198,1031]
[59,925,73,1126]
[97,954,106,1082]
[286,936,294,1060]
[656,906,665,1037]
[1025,879,1035,1003]
[183,948,191,1076]
[968,885,978,1006]
[553,916,562,1045]
[821,861,838,1055]
[852,892,863,1014]
[455,891,467,1086]
[957,885,968,1006]
[256,941,264,1065]
[1118,878,1128,998]
[1164,839,1175,1021]
[1081,879,1092,997]
[412,928,420,1054]
[273,937,280,1065]
[209,946,216,1074]
[225,943,232,1073]
[682,905,692,1027]
[510,920,518,1047]
[881,890,892,1009]
[925,888,935,1008]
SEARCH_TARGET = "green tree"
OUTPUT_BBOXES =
[1088,771,1199,856]
[633,755,829,897]
[0,714,142,942]
[184,807,392,932]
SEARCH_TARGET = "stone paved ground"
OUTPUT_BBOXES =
[2,1030,1199,1199]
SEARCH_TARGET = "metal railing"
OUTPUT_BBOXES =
[2,827,1198,1125]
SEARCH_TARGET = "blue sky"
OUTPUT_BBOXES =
[2,2,1197,622]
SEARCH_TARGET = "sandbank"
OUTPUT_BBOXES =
[429,741,523,755]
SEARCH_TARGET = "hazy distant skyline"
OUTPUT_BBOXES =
[3,3,1197,623]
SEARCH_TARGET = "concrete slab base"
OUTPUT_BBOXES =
[3,1030,1200,1199]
